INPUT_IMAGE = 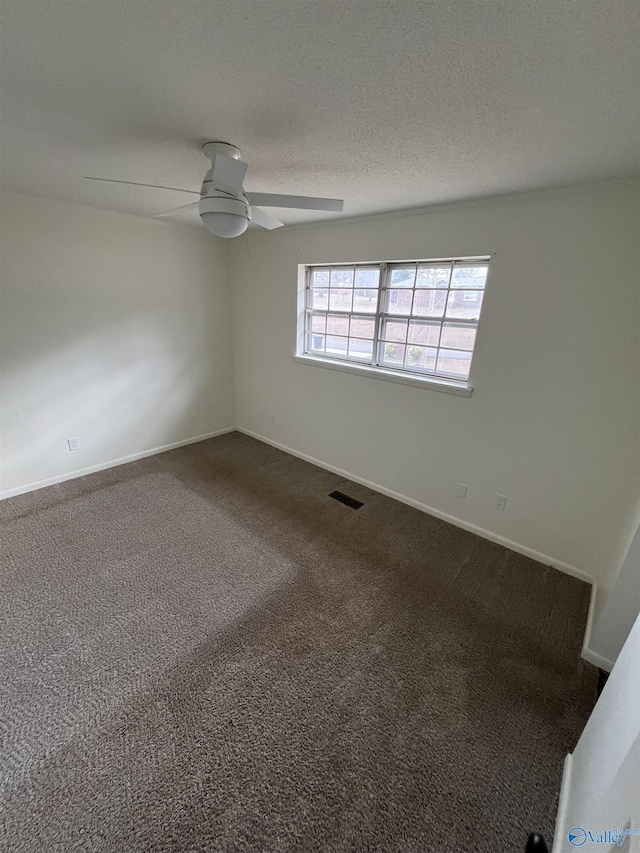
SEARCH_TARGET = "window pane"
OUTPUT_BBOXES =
[312,289,328,310]
[389,266,416,288]
[416,265,450,288]
[353,289,378,313]
[350,317,375,339]
[408,320,440,346]
[440,323,476,350]
[387,289,413,315]
[381,319,408,342]
[381,342,405,365]
[312,269,329,287]
[436,349,472,379]
[355,268,380,289]
[326,336,348,358]
[326,315,349,335]
[446,290,484,319]
[310,314,326,333]
[348,338,373,361]
[405,345,437,372]
[329,289,353,311]
[330,268,354,288]
[412,289,446,318]
[306,259,487,382]
[451,264,488,289]
[308,332,325,353]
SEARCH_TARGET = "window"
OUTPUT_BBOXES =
[298,257,489,388]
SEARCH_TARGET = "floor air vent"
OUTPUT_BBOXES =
[328,490,364,510]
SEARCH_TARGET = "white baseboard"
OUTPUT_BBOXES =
[0,427,236,500]
[581,645,615,673]
[4,423,600,662]
[236,426,594,587]
[580,584,615,672]
[551,753,573,853]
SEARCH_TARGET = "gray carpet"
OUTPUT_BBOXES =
[0,432,597,852]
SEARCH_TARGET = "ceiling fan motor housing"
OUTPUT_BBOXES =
[199,195,249,219]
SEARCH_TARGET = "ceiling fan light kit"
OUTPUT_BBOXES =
[199,196,249,238]
[84,141,344,238]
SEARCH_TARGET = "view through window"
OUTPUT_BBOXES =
[301,258,489,384]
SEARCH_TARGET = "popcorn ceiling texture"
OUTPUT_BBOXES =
[1,432,597,852]
[0,1,638,227]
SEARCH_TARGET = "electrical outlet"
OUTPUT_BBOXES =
[495,494,507,511]
[67,437,80,452]
[269,413,276,425]
[456,483,467,499]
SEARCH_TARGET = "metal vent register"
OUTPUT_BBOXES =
[328,490,364,510]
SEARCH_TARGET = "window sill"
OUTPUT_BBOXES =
[293,354,473,397]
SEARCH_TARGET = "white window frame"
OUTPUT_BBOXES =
[295,257,490,397]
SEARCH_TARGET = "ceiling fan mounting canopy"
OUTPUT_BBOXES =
[83,141,344,238]
[202,141,242,162]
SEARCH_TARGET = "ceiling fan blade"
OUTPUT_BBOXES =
[84,176,200,194]
[212,154,248,196]
[155,201,201,218]
[246,192,343,212]
[250,206,284,230]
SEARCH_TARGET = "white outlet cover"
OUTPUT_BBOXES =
[495,494,507,510]
[456,484,467,499]
[67,437,80,451]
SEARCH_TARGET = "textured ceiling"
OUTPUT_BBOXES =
[1,0,638,228]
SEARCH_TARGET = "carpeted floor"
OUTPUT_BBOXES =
[1,432,597,852]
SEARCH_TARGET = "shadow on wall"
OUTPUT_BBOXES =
[1,307,221,492]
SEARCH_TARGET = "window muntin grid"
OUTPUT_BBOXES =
[304,258,488,383]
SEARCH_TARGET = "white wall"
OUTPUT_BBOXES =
[0,191,235,496]
[586,525,640,671]
[553,614,640,852]
[229,178,640,590]
[3,181,638,591]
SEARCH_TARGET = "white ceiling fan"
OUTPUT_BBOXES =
[85,142,344,238]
